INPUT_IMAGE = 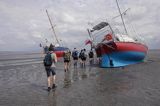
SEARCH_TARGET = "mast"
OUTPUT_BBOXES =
[87,29,92,40]
[46,9,60,44]
[87,29,93,49]
[115,0,128,35]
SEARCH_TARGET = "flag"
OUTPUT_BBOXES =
[85,39,92,45]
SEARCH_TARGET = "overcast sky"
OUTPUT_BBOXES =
[0,0,159,51]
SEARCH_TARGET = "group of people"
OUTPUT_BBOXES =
[63,48,94,70]
[43,47,94,91]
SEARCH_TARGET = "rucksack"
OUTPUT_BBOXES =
[72,51,78,58]
[79,52,82,58]
[43,53,52,66]
[89,51,94,58]
[64,52,70,61]
[81,52,86,59]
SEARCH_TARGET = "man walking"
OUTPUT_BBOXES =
[43,51,57,91]
[63,50,71,72]
[72,48,78,67]
[80,49,87,68]
[88,49,94,65]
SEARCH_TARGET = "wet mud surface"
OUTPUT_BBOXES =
[0,50,160,106]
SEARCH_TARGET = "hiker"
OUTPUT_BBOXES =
[72,48,79,67]
[80,49,87,67]
[49,43,54,51]
[43,51,57,91]
[63,50,71,72]
[44,46,49,54]
[79,49,83,66]
[88,49,94,65]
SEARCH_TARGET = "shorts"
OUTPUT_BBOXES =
[81,57,86,61]
[73,57,78,60]
[64,60,70,63]
[89,56,93,58]
[45,66,56,77]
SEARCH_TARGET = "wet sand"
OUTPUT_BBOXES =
[0,50,160,106]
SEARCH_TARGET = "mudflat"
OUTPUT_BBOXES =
[0,50,160,106]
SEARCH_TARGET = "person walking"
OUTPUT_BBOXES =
[88,49,94,65]
[48,43,54,51]
[72,48,79,67]
[80,49,87,68]
[43,51,57,91]
[63,50,71,72]
[44,46,49,54]
[79,49,83,67]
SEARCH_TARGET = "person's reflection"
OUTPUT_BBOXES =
[88,66,92,77]
[63,71,71,88]
[81,67,87,79]
[72,67,79,81]
[48,91,57,106]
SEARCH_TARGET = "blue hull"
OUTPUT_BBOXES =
[101,51,146,67]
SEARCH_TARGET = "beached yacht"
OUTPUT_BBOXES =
[89,22,148,67]
[88,0,148,67]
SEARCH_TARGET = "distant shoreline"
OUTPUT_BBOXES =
[0,49,159,53]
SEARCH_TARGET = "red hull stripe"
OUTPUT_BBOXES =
[98,42,148,55]
[115,42,148,53]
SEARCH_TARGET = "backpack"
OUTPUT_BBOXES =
[72,51,78,58]
[43,53,52,66]
[89,51,94,58]
[64,52,70,61]
[81,52,87,59]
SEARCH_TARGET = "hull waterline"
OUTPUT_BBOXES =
[95,42,148,67]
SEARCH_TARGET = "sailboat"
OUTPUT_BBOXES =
[88,0,148,67]
[46,10,69,58]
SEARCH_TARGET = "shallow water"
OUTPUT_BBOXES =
[0,51,43,66]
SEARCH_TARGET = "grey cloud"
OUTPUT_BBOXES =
[0,0,159,51]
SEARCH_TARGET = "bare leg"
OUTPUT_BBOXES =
[52,75,56,89]
[64,62,67,71]
[67,62,69,70]
[82,61,84,67]
[80,59,83,67]
[75,60,78,67]
[52,75,56,85]
[82,59,86,68]
[47,76,51,87]
[68,62,71,69]
[73,60,76,66]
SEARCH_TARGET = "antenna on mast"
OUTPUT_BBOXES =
[46,9,60,45]
[115,0,128,35]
